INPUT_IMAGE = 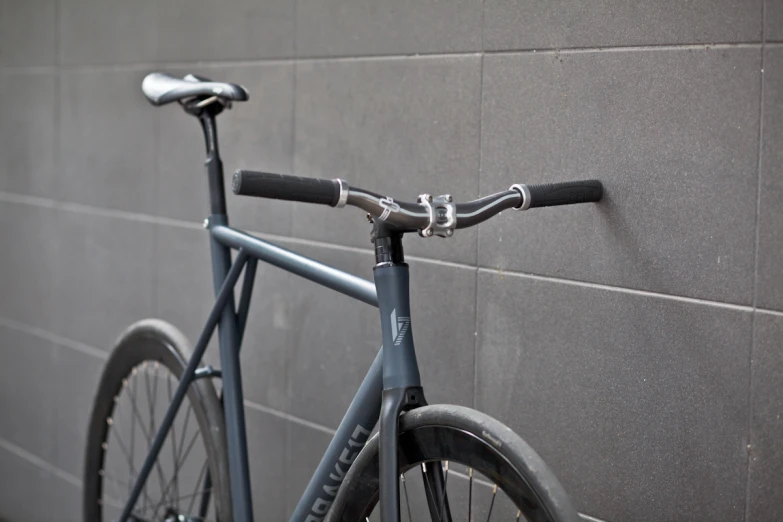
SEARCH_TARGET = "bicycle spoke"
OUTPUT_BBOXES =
[401,474,413,522]
[420,463,441,522]
[150,363,159,431]
[186,460,209,515]
[123,368,162,518]
[484,485,497,522]
[125,374,153,442]
[151,457,206,519]
[154,426,201,510]
[468,468,473,522]
[142,363,173,515]
[437,461,449,521]
[107,421,137,487]
[167,373,180,510]
[100,466,124,507]
[129,372,137,498]
[175,429,202,481]
[142,492,215,521]
[176,404,193,468]
[138,486,215,522]
[100,471,156,508]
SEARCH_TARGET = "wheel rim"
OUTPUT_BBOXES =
[95,360,218,522]
[348,426,558,522]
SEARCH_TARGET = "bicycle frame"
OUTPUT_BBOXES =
[117,109,436,522]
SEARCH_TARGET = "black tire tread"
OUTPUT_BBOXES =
[326,404,579,522]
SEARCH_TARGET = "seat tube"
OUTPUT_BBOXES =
[199,111,228,216]
[200,111,254,522]
[373,230,424,522]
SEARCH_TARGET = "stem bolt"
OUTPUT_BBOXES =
[202,218,210,229]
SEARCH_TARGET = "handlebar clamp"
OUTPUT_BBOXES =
[417,194,456,238]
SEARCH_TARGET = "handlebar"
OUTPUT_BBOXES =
[232,170,602,237]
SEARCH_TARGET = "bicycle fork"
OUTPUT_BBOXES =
[373,229,452,522]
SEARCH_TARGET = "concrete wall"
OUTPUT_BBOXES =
[0,0,780,521]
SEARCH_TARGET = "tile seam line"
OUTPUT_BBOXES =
[744,9,766,521]
[0,41,766,73]
[0,316,108,360]
[478,267,758,313]
[472,49,485,411]
[0,436,618,521]
[0,398,611,522]
[0,436,82,488]
[0,314,337,436]
[0,190,778,313]
[243,400,336,436]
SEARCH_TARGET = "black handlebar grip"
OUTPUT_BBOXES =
[232,170,341,206]
[525,180,603,209]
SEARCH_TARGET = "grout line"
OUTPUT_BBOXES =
[745,6,766,520]
[3,189,783,315]
[745,311,758,522]
[0,314,339,439]
[287,3,298,507]
[751,29,767,314]
[244,400,336,436]
[478,267,758,313]
[479,0,486,51]
[0,437,83,488]
[0,316,108,360]
[579,514,612,522]
[472,49,486,410]
[0,314,339,438]
[0,190,203,230]
[754,308,783,317]
[0,42,766,74]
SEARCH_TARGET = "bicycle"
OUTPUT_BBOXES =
[82,71,604,522]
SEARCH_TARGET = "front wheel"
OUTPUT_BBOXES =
[327,405,579,522]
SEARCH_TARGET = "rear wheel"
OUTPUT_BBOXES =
[327,405,579,522]
[83,319,231,522]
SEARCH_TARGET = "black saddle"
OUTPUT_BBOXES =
[141,72,249,107]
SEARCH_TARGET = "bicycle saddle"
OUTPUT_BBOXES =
[141,72,249,106]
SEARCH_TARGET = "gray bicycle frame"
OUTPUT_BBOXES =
[116,109,428,522]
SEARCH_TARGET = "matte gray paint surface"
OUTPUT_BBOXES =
[0,2,778,522]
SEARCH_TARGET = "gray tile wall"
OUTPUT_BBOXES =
[0,1,778,521]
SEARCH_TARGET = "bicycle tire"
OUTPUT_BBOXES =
[326,404,579,522]
[83,319,232,522]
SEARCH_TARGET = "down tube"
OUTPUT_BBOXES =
[290,348,384,522]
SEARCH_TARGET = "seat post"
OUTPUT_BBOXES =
[198,110,228,216]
